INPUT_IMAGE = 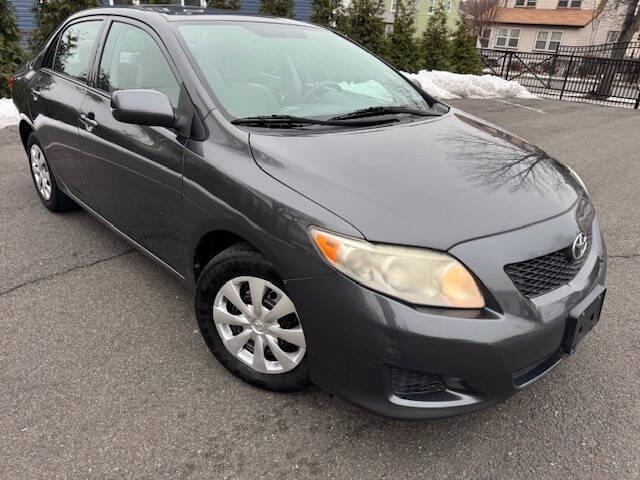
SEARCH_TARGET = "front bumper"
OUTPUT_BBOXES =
[285,212,607,419]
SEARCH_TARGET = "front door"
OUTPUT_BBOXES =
[79,20,185,271]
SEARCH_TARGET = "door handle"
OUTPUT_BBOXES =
[32,89,42,100]
[80,113,98,129]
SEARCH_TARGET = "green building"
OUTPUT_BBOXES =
[383,0,460,35]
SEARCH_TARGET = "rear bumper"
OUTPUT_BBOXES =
[285,215,607,419]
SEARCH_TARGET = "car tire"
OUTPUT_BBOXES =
[26,133,77,212]
[195,242,311,392]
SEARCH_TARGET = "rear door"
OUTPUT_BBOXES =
[28,18,104,200]
[79,18,186,271]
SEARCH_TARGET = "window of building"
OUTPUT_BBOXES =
[557,0,581,7]
[390,0,398,12]
[112,0,208,4]
[97,22,180,107]
[428,0,434,13]
[385,23,394,36]
[606,31,620,43]
[495,27,520,48]
[52,20,103,82]
[444,0,452,10]
[479,28,491,48]
[515,0,537,7]
[535,30,563,51]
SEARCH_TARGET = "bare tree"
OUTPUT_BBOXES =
[598,0,640,46]
[592,0,640,96]
[459,0,505,41]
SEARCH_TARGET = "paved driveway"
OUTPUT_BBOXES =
[1,99,639,479]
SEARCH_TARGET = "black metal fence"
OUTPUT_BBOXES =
[558,41,640,59]
[479,48,640,109]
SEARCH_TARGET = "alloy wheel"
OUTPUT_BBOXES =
[213,276,306,374]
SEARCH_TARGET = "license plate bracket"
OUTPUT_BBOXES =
[562,286,606,354]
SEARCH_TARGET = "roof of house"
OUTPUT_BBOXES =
[495,8,596,27]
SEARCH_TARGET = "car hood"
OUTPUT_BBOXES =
[249,110,581,250]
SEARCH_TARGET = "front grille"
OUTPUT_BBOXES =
[505,235,591,298]
[389,366,446,399]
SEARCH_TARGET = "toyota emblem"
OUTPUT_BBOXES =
[572,232,588,261]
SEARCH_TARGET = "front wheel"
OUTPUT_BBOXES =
[195,243,311,392]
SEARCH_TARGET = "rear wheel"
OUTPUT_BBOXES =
[27,134,76,212]
[195,243,310,392]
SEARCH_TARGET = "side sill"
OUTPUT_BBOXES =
[64,190,187,284]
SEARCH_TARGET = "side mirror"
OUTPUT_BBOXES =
[111,89,175,128]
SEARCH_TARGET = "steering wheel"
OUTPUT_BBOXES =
[301,81,342,103]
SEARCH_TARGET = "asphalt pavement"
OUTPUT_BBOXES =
[1,98,639,479]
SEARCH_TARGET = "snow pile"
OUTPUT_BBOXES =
[0,98,19,129]
[403,70,537,100]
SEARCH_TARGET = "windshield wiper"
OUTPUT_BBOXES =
[330,106,442,121]
[231,114,397,128]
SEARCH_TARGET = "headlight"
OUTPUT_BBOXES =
[309,228,485,309]
[567,165,588,194]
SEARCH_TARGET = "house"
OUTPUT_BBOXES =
[9,0,314,45]
[479,0,640,53]
[383,0,461,35]
[12,0,37,44]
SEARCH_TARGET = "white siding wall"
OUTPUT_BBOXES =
[487,25,581,51]
[576,7,629,46]
[503,0,598,8]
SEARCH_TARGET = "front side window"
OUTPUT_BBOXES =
[53,20,103,82]
[178,22,434,120]
[496,27,520,48]
[97,22,180,107]
[535,30,563,51]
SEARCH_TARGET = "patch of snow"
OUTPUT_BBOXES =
[403,70,537,101]
[0,98,19,129]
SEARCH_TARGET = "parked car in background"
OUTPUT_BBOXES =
[11,6,606,419]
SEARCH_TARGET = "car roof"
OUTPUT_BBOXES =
[71,5,312,26]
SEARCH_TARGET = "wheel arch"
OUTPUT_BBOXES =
[192,229,261,283]
[19,119,35,153]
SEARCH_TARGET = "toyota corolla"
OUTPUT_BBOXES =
[11,6,606,419]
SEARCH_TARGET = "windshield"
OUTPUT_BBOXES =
[177,21,436,120]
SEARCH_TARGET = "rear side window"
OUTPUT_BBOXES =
[53,20,103,82]
[97,22,180,107]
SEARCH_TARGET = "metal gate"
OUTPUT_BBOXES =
[479,48,640,109]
